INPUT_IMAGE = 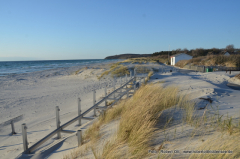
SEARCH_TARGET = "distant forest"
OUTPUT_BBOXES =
[152,45,240,57]
[105,45,240,60]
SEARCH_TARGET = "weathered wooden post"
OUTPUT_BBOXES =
[22,123,28,152]
[78,98,81,126]
[56,106,61,139]
[134,68,136,78]
[93,90,96,116]
[77,130,82,146]
[11,120,16,135]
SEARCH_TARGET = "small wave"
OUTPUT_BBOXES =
[0,59,113,76]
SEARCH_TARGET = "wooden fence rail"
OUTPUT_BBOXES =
[21,70,146,154]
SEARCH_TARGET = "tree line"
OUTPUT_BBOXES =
[152,45,240,57]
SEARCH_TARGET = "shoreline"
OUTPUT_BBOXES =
[0,59,122,77]
[0,60,123,159]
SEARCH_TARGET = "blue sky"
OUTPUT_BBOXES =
[0,0,240,60]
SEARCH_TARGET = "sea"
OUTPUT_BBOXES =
[0,59,120,76]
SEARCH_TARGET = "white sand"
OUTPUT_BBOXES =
[0,61,124,159]
[148,69,240,158]
[1,62,240,159]
[51,66,240,159]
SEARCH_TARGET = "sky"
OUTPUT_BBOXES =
[0,0,240,60]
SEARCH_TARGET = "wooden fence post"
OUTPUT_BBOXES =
[56,106,61,139]
[125,74,128,89]
[22,123,28,152]
[93,90,96,116]
[11,120,17,135]
[78,98,81,126]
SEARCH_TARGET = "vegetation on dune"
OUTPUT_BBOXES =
[175,55,240,68]
[115,84,184,158]
[104,45,239,67]
[151,44,240,66]
[98,58,159,79]
[122,58,158,64]
[188,110,240,159]
[174,59,189,68]
[71,67,88,75]
[189,133,240,159]
[79,84,190,158]
[134,65,153,74]
[63,81,240,159]
[234,73,240,80]
[111,65,130,77]
[145,71,154,83]
[98,63,129,79]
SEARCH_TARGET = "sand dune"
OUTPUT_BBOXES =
[1,61,240,159]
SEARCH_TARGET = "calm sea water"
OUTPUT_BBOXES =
[0,59,119,76]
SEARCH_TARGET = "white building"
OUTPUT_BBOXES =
[224,52,230,56]
[171,53,192,66]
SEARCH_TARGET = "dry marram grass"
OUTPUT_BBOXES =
[134,65,152,74]
[189,133,240,159]
[100,84,187,158]
[98,64,130,79]
[63,83,193,159]
[176,55,240,68]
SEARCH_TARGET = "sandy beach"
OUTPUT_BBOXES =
[0,61,125,159]
[50,65,240,159]
[1,61,240,159]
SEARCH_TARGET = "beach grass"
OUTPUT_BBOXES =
[176,55,240,68]
[71,67,88,75]
[235,73,240,80]
[77,84,190,159]
[63,80,240,159]
[111,65,130,77]
[98,64,130,79]
[121,58,158,64]
[134,65,153,74]
[189,132,240,159]
[98,58,159,80]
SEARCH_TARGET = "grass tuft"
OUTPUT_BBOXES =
[112,84,186,158]
[134,65,153,74]
[64,83,194,159]
[189,132,240,159]
[98,64,130,79]
[111,65,130,77]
